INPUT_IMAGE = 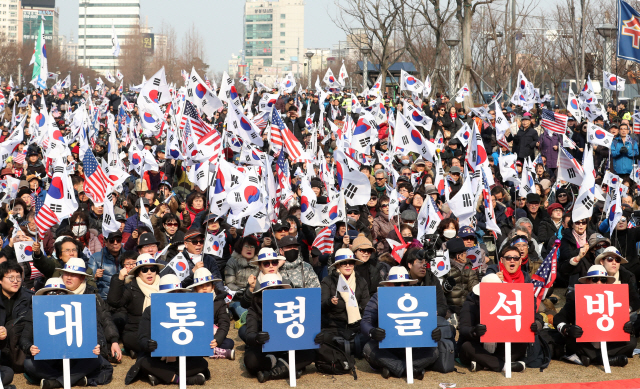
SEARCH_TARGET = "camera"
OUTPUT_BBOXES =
[418,234,442,260]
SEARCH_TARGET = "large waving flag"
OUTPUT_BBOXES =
[35,166,77,239]
[32,18,48,89]
[618,0,640,64]
[82,149,109,204]
[394,112,437,163]
[557,146,585,186]
[586,122,614,148]
[187,67,223,117]
[573,145,597,222]
[400,69,424,94]
[603,70,626,91]
[227,104,264,148]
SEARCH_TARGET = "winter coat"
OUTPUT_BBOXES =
[445,261,479,309]
[611,135,639,175]
[32,249,97,288]
[360,292,380,339]
[213,293,232,345]
[539,130,561,168]
[279,254,320,288]
[415,270,449,317]
[0,287,33,327]
[106,275,152,343]
[88,248,124,300]
[514,126,539,161]
[223,251,259,291]
[321,271,370,331]
[372,213,394,255]
[284,116,308,144]
[354,257,383,298]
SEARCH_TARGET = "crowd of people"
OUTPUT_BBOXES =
[0,69,636,388]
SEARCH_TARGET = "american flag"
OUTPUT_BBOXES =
[313,226,336,254]
[34,192,57,241]
[82,149,110,204]
[541,109,567,135]
[181,69,189,83]
[180,100,211,140]
[531,243,559,306]
[204,74,212,90]
[252,111,270,131]
[197,128,223,162]
[13,149,26,165]
[633,112,640,134]
[275,150,290,200]
[269,108,285,153]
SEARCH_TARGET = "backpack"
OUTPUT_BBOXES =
[315,329,358,379]
[5,316,27,373]
[523,332,551,370]
[431,316,456,373]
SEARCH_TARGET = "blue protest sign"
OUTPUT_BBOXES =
[378,286,438,349]
[33,294,97,360]
[618,0,640,64]
[151,293,214,357]
[262,288,321,353]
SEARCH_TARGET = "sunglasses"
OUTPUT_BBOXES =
[47,291,66,296]
[594,243,609,250]
[341,260,356,266]
[274,227,289,232]
[557,194,567,198]
[358,249,374,255]
[375,177,386,181]
[528,201,540,205]
[462,237,476,241]
[503,256,520,262]
[590,277,609,284]
[108,237,122,244]
[381,203,389,208]
[348,211,359,215]
[140,267,157,273]
[261,260,280,267]
[574,220,588,225]
[188,239,205,245]
[165,222,179,227]
[604,256,622,264]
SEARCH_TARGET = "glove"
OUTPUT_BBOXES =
[623,321,634,335]
[256,332,270,344]
[314,332,332,344]
[620,146,629,155]
[563,324,583,338]
[147,340,157,352]
[530,321,541,334]
[443,277,457,293]
[472,324,487,338]
[431,327,442,342]
[370,327,386,341]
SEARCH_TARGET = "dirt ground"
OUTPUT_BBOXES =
[14,288,639,388]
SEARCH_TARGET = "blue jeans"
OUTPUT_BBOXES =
[229,301,248,321]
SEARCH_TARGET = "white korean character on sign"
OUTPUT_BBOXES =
[387,293,429,336]
[489,290,522,331]
[44,302,83,347]
[584,291,623,331]
[160,302,205,345]
[274,297,306,338]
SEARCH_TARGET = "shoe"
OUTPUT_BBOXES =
[40,379,62,389]
[266,354,277,369]
[203,369,211,380]
[381,367,391,379]
[609,355,628,367]
[413,368,425,380]
[186,373,206,385]
[257,359,289,383]
[212,347,236,360]
[580,355,591,367]
[296,369,303,379]
[5,385,16,389]
[469,361,477,372]
[511,361,526,373]
[549,296,559,305]
[148,374,160,386]
[75,376,88,386]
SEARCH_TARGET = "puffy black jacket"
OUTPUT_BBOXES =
[444,262,479,309]
[320,271,370,330]
[514,126,539,161]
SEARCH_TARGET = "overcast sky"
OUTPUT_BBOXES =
[55,0,561,73]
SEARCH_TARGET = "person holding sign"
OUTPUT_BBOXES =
[458,273,541,373]
[316,248,370,367]
[486,244,533,283]
[444,237,479,315]
[107,253,164,358]
[361,266,441,380]
[188,267,235,360]
[21,277,109,388]
[126,274,210,386]
[243,273,315,383]
[400,248,448,317]
[553,265,635,367]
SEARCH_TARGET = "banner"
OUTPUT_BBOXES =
[262,288,320,353]
[575,284,629,342]
[479,283,535,343]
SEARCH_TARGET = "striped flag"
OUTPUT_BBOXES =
[180,100,212,140]
[269,107,285,153]
[312,226,335,254]
[82,149,110,204]
[197,128,223,162]
[34,199,58,241]
[541,109,567,135]
[13,149,26,165]
[252,111,270,131]
[532,242,559,306]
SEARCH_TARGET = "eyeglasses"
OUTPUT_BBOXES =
[261,260,280,267]
[139,267,157,274]
[165,222,179,227]
[502,256,520,262]
[574,220,588,225]
[381,203,389,208]
[108,237,122,244]
[123,262,136,268]
[604,256,622,264]
[188,239,205,246]
[62,248,78,254]
[3,276,20,282]
[590,277,609,284]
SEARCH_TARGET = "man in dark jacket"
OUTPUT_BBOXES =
[513,113,539,162]
[0,262,33,373]
[401,248,448,317]
[283,105,308,144]
[525,193,550,233]
[308,94,322,126]
[88,231,125,300]
[443,238,479,314]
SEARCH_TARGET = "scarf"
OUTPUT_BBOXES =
[499,262,525,283]
[338,273,361,324]
[613,271,621,284]
[573,230,587,248]
[136,275,160,312]
[69,281,87,295]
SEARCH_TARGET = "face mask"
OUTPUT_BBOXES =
[72,225,87,237]
[405,222,415,228]
[594,248,606,258]
[443,229,456,239]
[402,159,410,165]
[458,114,466,119]
[404,237,414,243]
[284,249,299,262]
[28,226,37,236]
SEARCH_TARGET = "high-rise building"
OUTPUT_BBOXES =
[0,0,21,43]
[243,0,304,73]
[20,0,59,45]
[78,0,140,73]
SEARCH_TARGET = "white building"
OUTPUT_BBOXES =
[0,0,20,43]
[243,0,304,75]
[78,0,140,73]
